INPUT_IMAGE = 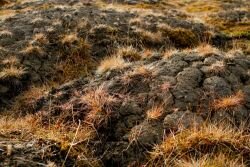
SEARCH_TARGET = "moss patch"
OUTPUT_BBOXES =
[223,24,250,39]
[231,39,250,54]
[185,1,221,13]
[160,27,199,48]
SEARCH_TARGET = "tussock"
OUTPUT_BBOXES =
[96,55,129,74]
[213,91,245,111]
[82,85,117,127]
[117,46,141,61]
[0,66,26,79]
[148,124,250,166]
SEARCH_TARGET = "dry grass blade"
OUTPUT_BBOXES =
[213,91,245,111]
[117,46,141,61]
[62,120,81,167]
[146,104,164,120]
[96,55,129,74]
[82,85,117,127]
[0,66,26,79]
[175,153,246,167]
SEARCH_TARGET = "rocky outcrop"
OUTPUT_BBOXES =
[0,0,230,107]
[0,0,249,166]
[34,51,250,166]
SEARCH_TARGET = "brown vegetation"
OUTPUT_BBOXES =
[148,124,250,166]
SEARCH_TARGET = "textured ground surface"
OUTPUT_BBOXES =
[0,0,249,166]
[35,50,250,166]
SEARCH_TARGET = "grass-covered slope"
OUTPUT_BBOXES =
[0,0,249,166]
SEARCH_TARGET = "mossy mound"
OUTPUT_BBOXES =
[160,27,199,48]
[31,49,250,166]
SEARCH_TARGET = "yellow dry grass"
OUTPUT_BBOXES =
[148,123,250,166]
[135,28,163,44]
[117,46,141,61]
[175,153,245,167]
[21,45,45,56]
[11,84,57,113]
[195,44,220,56]
[0,66,26,79]
[96,55,129,74]
[185,1,221,13]
[61,33,78,45]
[2,56,19,66]
[163,49,178,59]
[0,114,100,166]
[141,49,154,59]
[33,33,48,45]
[82,85,117,127]
[146,104,164,120]
[0,10,16,20]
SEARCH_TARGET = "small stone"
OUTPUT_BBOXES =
[203,76,232,97]
[0,85,9,94]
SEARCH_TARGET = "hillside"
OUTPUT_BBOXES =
[0,0,250,166]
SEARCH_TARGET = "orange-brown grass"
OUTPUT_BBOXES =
[135,28,163,44]
[230,40,250,55]
[130,65,153,77]
[146,104,164,120]
[227,48,245,58]
[129,17,143,26]
[175,153,245,167]
[11,84,57,113]
[61,33,78,45]
[157,23,172,32]
[213,91,245,111]
[32,33,48,45]
[142,49,154,59]
[76,20,89,29]
[163,48,178,59]
[0,66,26,80]
[96,55,129,74]
[2,56,19,66]
[122,65,153,85]
[158,26,199,48]
[195,44,220,57]
[0,115,94,146]
[0,114,100,166]
[0,10,16,20]
[57,46,94,82]
[185,1,221,13]
[82,85,117,127]
[57,39,93,82]
[21,45,45,56]
[117,46,141,61]
[90,24,117,34]
[148,124,250,166]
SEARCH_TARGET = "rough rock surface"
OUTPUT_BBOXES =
[0,0,229,106]
[0,0,249,166]
[33,51,250,166]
